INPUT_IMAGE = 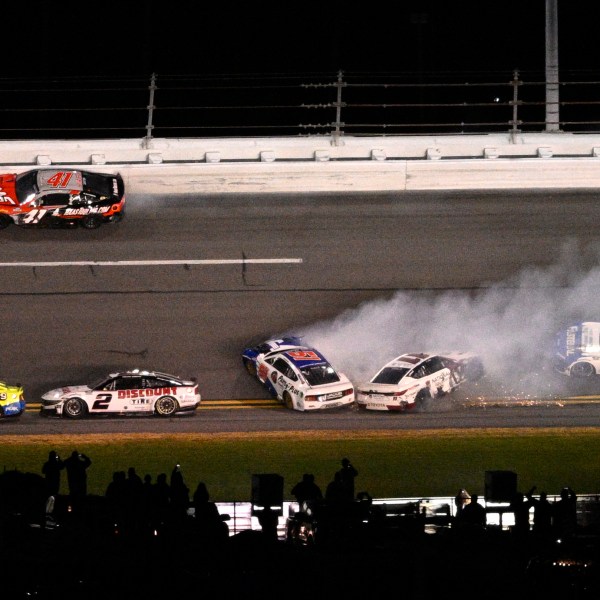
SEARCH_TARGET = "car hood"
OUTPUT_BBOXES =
[42,385,91,399]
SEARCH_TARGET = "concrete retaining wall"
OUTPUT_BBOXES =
[2,132,600,193]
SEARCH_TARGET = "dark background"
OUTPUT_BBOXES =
[5,1,598,77]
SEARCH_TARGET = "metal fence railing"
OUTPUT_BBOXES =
[1,70,599,141]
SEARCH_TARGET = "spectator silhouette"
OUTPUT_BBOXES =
[325,470,347,506]
[257,505,279,543]
[126,466,144,501]
[150,472,171,528]
[41,450,64,498]
[63,450,91,508]
[458,493,486,531]
[291,473,323,513]
[553,486,577,540]
[105,470,128,522]
[526,487,553,541]
[454,488,471,519]
[337,457,358,501]
[192,481,228,544]
[510,491,532,540]
[170,464,190,520]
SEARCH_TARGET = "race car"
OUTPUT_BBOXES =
[0,168,125,229]
[355,351,484,412]
[242,336,355,411]
[0,380,25,417]
[554,321,600,377]
[40,369,201,418]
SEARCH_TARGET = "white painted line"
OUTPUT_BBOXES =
[0,258,303,267]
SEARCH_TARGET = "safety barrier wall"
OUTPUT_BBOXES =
[2,132,600,193]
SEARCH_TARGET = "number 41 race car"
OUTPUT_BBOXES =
[356,351,484,412]
[0,168,125,229]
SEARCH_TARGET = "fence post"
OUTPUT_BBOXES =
[331,70,346,146]
[509,69,522,138]
[144,73,157,148]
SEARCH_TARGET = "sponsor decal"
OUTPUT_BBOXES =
[286,350,321,361]
[117,387,178,399]
[0,190,17,205]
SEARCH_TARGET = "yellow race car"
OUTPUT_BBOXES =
[0,381,25,417]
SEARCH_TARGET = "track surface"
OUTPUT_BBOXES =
[3,189,600,434]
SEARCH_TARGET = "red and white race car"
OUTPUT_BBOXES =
[0,168,125,229]
[356,351,484,412]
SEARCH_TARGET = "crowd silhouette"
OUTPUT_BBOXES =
[0,452,598,599]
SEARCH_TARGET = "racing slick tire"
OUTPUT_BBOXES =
[283,391,294,410]
[155,395,179,417]
[63,397,87,419]
[465,358,485,382]
[570,361,596,378]
[415,389,432,411]
[80,214,103,229]
[0,214,12,229]
[243,358,257,377]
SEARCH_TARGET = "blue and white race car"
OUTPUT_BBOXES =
[554,321,600,377]
[242,337,355,411]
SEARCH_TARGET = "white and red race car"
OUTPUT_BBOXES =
[40,369,201,418]
[356,351,484,412]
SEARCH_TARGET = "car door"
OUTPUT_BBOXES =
[18,192,71,225]
[268,356,301,401]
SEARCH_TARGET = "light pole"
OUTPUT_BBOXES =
[545,0,560,131]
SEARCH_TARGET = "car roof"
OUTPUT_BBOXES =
[385,352,434,368]
[36,170,84,193]
[107,369,187,381]
[281,347,330,368]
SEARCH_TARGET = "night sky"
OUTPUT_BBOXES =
[5,1,600,78]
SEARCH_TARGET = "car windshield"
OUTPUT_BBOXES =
[82,172,114,197]
[372,366,411,385]
[15,170,39,203]
[90,377,112,390]
[300,364,340,386]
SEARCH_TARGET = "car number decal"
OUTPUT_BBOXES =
[47,171,74,188]
[20,209,48,224]
[286,350,320,361]
[92,393,112,410]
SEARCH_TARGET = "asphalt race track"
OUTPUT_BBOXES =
[3,188,600,434]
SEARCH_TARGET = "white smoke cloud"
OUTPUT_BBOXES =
[289,241,600,399]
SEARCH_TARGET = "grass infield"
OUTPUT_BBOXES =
[1,428,599,502]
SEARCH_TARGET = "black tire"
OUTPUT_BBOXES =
[465,359,485,382]
[0,214,12,229]
[283,392,294,410]
[570,361,596,378]
[80,214,103,229]
[155,395,179,417]
[63,397,87,419]
[415,389,432,411]
[243,358,256,377]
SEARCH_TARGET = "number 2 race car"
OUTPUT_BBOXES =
[0,380,25,417]
[40,369,201,418]
[356,351,484,412]
[0,168,125,229]
[242,336,355,411]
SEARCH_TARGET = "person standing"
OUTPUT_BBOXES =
[41,450,64,498]
[553,486,578,540]
[337,458,358,501]
[63,450,92,507]
[291,473,323,512]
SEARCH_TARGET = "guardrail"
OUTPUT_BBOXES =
[1,70,599,140]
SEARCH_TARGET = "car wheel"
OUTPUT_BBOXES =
[465,359,485,382]
[80,214,103,229]
[155,396,179,417]
[283,392,294,410]
[416,389,432,411]
[0,214,12,229]
[243,358,256,377]
[63,397,87,419]
[570,361,596,378]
